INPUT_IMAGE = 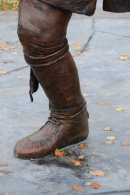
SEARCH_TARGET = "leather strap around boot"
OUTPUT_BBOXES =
[48,100,89,124]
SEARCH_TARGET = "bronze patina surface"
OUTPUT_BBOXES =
[14,0,89,158]
[41,0,130,14]
[14,0,130,159]
[103,0,130,13]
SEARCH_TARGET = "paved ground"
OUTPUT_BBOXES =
[0,1,130,195]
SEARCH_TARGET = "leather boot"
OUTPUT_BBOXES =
[14,49,89,159]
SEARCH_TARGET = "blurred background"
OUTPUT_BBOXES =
[0,0,18,10]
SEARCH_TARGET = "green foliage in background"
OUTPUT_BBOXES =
[0,0,19,10]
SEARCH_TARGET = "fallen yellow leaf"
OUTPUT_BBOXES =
[104,126,112,131]
[55,148,65,156]
[119,56,128,60]
[30,158,39,161]
[83,84,91,87]
[121,142,130,146]
[10,51,18,55]
[97,101,107,105]
[78,155,85,160]
[72,42,82,46]
[0,163,8,167]
[105,140,114,145]
[0,71,8,75]
[89,170,105,177]
[0,44,6,48]
[77,144,88,149]
[0,170,10,174]
[85,182,101,189]
[0,44,17,50]
[116,108,124,112]
[84,182,91,186]
[72,185,82,190]
[82,93,88,97]
[74,51,81,55]
[72,160,81,166]
[17,77,23,79]
[106,136,115,140]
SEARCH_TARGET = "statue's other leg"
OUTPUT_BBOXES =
[14,0,89,159]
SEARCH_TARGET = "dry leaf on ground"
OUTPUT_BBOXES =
[89,170,105,177]
[30,158,39,161]
[119,56,128,60]
[0,170,10,174]
[83,84,90,87]
[84,182,91,186]
[72,185,82,190]
[116,108,124,112]
[82,93,88,97]
[72,42,82,46]
[106,136,115,140]
[78,155,85,160]
[0,163,8,167]
[122,142,130,146]
[97,101,107,105]
[0,71,8,75]
[104,127,112,131]
[73,51,81,55]
[9,51,18,55]
[55,148,65,156]
[0,44,17,51]
[105,140,114,145]
[72,160,81,166]
[90,182,101,189]
[77,144,88,149]
[84,182,101,189]
[17,77,23,79]
[0,44,8,49]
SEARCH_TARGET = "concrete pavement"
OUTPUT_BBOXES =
[0,3,130,195]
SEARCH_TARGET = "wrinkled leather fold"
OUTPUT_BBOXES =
[50,100,88,119]
[24,41,69,67]
[24,41,69,102]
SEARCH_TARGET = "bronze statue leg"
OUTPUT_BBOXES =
[14,0,89,158]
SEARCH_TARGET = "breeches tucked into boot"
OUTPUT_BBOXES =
[14,0,89,158]
[18,0,83,109]
[18,0,71,60]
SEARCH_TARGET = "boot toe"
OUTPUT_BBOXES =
[14,137,32,159]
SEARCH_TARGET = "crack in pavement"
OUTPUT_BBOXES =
[0,65,28,76]
[96,30,130,38]
[73,18,95,58]
[7,65,28,73]
[90,189,130,195]
[80,18,95,53]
